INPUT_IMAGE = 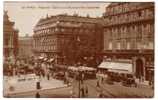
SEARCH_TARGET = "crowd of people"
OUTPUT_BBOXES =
[97,69,154,89]
[3,57,154,98]
[3,57,56,80]
[97,70,138,87]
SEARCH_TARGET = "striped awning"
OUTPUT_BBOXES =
[98,61,133,74]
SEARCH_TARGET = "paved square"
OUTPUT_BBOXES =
[4,74,67,95]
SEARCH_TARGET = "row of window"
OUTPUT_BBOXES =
[34,39,71,48]
[34,45,57,51]
[19,41,32,46]
[4,36,15,46]
[36,20,95,31]
[106,3,153,16]
[104,8,154,25]
[34,40,56,47]
[106,40,153,50]
[107,35,153,41]
[34,27,95,35]
[108,36,153,42]
[104,24,154,39]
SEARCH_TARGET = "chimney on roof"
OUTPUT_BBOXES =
[25,34,29,37]
[86,14,90,18]
[73,13,78,17]
[46,14,49,18]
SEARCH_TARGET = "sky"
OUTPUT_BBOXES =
[4,2,109,36]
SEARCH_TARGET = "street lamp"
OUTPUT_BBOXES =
[73,34,85,97]
[78,71,81,98]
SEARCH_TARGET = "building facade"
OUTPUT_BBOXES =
[102,2,154,80]
[3,11,19,59]
[33,14,103,65]
[18,34,34,58]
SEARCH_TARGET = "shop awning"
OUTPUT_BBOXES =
[98,61,133,73]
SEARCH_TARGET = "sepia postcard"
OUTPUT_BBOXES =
[3,1,154,98]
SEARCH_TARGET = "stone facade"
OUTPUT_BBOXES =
[102,2,154,80]
[18,34,34,58]
[33,14,103,65]
[3,11,19,59]
[103,2,154,50]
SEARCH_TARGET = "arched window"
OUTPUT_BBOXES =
[127,42,130,50]
[117,42,121,50]
[108,42,112,50]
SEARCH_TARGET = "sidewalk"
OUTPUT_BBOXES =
[4,75,68,95]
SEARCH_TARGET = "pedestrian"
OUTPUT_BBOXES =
[97,92,101,98]
[81,87,85,97]
[70,89,75,98]
[47,73,50,80]
[96,80,100,88]
[138,75,141,82]
[81,79,84,84]
[98,90,104,98]
[99,93,104,98]
[85,86,88,97]
[101,77,104,84]
[35,92,40,98]
[42,70,45,78]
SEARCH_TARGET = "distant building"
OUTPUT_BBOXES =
[18,34,34,58]
[33,14,103,65]
[3,11,19,59]
[102,2,154,80]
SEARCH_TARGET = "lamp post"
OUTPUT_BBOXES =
[78,69,84,98]
[73,34,84,97]
[78,71,81,98]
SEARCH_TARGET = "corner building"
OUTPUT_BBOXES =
[3,11,19,59]
[33,14,103,65]
[103,2,154,80]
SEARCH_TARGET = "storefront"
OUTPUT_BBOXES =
[98,60,133,74]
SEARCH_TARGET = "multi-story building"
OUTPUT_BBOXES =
[33,14,103,65]
[18,34,34,58]
[3,11,19,59]
[102,2,154,80]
